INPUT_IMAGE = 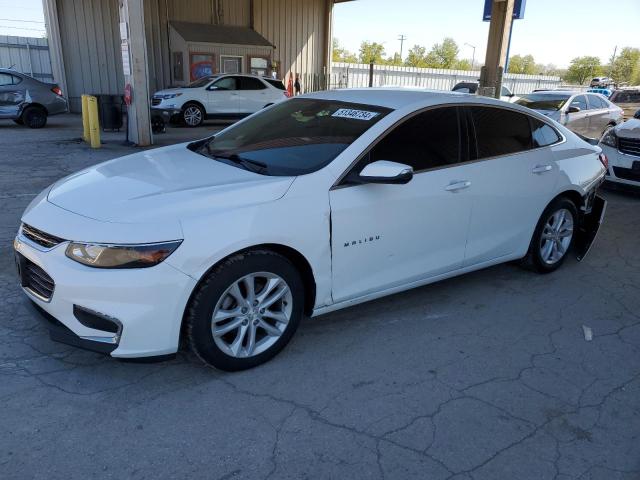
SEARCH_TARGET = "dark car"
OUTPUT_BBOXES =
[0,68,68,128]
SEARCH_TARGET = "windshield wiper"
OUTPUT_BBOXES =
[213,153,268,174]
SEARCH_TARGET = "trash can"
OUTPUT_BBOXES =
[94,94,124,131]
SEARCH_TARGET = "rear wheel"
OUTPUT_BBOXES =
[186,250,304,371]
[22,106,47,128]
[182,103,204,127]
[523,197,578,273]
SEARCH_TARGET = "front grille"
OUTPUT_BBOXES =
[618,137,640,157]
[21,224,64,249]
[19,256,55,301]
[612,166,640,182]
[152,97,161,106]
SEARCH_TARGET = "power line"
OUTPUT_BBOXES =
[0,18,45,24]
[0,25,46,32]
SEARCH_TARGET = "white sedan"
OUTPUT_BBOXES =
[600,112,640,188]
[151,74,289,127]
[15,89,607,371]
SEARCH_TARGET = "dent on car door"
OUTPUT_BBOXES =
[0,73,23,118]
[329,106,473,302]
[461,107,559,266]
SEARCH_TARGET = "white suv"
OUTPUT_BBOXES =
[151,74,290,127]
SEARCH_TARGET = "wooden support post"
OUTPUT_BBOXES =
[479,0,515,98]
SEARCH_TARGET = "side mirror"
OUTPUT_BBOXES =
[567,105,581,114]
[358,160,413,185]
[634,109,640,119]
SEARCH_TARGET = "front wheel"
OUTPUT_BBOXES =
[182,103,204,127]
[22,106,47,128]
[186,250,304,371]
[522,197,578,273]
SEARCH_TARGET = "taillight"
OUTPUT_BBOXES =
[598,153,608,169]
[51,86,63,96]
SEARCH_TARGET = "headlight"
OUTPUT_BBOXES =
[162,93,182,99]
[600,128,617,147]
[65,240,182,269]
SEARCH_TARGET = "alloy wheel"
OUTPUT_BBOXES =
[183,106,202,126]
[539,208,574,265]
[211,272,293,358]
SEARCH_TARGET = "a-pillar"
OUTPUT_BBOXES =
[119,0,152,146]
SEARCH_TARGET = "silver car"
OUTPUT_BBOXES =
[0,68,68,128]
[516,91,623,139]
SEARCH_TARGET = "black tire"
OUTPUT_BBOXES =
[13,118,24,125]
[186,250,304,371]
[182,103,204,127]
[22,106,47,129]
[522,197,578,274]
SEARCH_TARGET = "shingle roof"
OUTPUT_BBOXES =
[170,21,274,47]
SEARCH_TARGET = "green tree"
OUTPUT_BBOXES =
[454,58,472,71]
[564,56,602,85]
[359,41,386,64]
[507,54,536,74]
[384,53,403,66]
[405,45,427,67]
[424,38,460,69]
[332,38,358,63]
[610,47,640,85]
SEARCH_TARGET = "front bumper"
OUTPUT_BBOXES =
[14,234,197,358]
[601,143,640,187]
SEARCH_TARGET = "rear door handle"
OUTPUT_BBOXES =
[445,180,471,192]
[531,164,552,174]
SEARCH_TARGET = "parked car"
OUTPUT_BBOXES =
[590,77,613,88]
[516,91,623,139]
[452,81,519,102]
[15,89,607,370]
[151,74,289,127]
[609,88,640,120]
[0,68,68,128]
[600,109,640,188]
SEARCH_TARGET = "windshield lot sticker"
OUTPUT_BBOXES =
[332,109,380,121]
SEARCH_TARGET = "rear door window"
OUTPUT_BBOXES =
[587,95,607,109]
[469,106,532,159]
[209,77,237,90]
[239,77,267,90]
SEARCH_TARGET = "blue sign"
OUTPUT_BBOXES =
[483,0,526,21]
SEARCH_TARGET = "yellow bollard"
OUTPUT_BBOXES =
[81,95,90,143]
[86,96,101,149]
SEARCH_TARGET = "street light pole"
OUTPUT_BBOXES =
[464,42,476,71]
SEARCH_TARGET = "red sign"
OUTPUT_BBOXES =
[124,83,132,106]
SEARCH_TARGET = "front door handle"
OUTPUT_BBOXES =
[531,164,552,174]
[445,180,471,192]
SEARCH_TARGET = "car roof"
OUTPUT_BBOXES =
[303,87,522,110]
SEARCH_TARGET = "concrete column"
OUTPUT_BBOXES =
[479,0,514,98]
[119,0,153,146]
[41,0,68,99]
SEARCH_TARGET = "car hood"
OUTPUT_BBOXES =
[615,118,640,139]
[153,88,190,96]
[47,143,295,223]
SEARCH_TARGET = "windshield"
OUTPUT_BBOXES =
[192,98,392,176]
[187,76,218,88]
[516,94,570,111]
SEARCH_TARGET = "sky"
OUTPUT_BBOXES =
[0,0,638,69]
[334,0,640,68]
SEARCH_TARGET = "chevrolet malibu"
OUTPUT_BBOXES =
[14,89,607,371]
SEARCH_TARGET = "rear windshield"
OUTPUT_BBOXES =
[516,94,570,111]
[264,78,286,90]
[192,98,392,176]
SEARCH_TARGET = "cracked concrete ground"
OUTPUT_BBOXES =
[1,114,639,480]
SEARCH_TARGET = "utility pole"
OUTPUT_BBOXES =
[479,0,515,99]
[464,42,476,71]
[398,34,407,61]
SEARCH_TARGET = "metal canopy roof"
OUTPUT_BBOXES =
[170,21,274,47]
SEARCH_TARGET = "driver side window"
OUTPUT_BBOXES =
[369,107,461,172]
[570,95,587,111]
[210,77,237,91]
